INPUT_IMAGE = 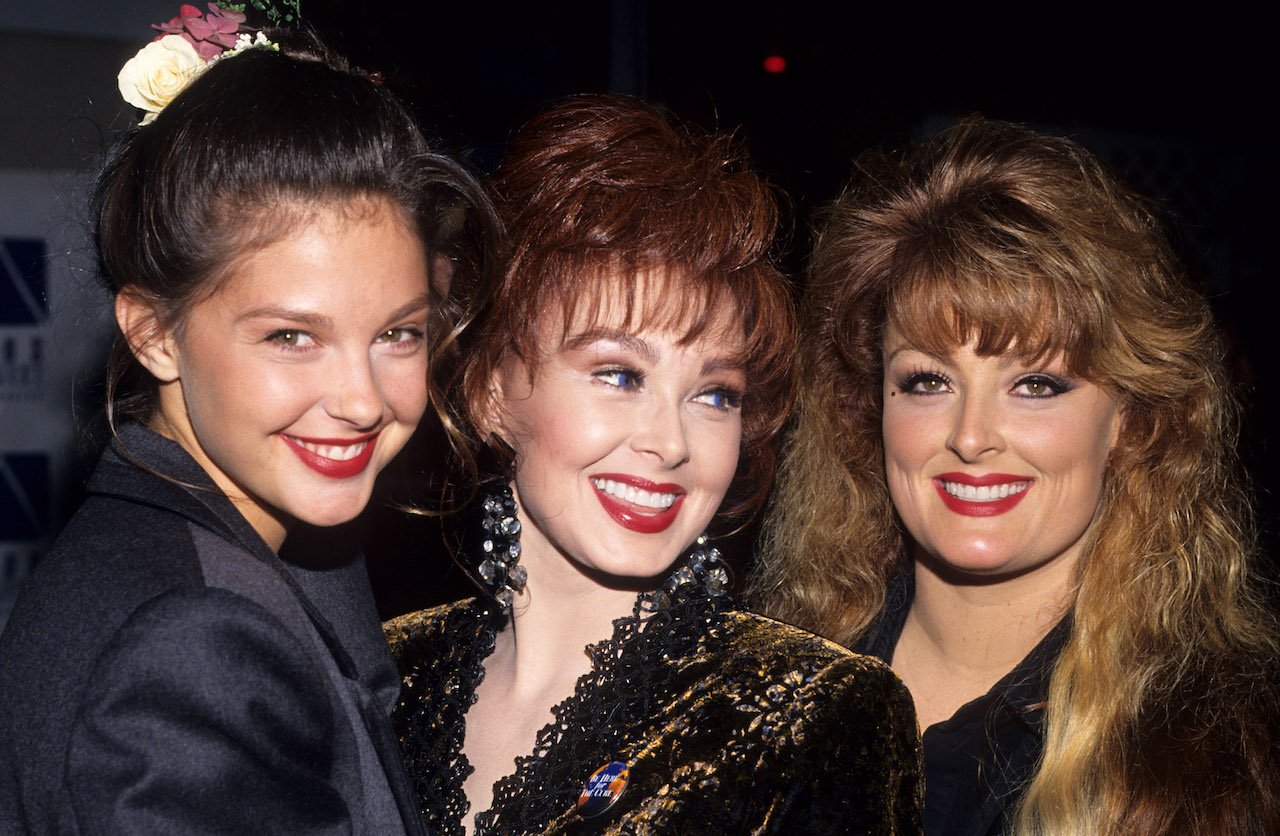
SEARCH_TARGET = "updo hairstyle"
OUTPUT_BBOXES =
[94,29,499,429]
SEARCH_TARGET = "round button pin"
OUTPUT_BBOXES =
[576,760,629,818]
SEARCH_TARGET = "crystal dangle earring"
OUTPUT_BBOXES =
[647,534,731,610]
[477,483,526,613]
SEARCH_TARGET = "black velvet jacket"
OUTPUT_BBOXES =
[387,575,923,835]
[855,571,1068,836]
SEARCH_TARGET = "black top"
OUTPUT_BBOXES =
[855,571,1069,836]
[0,424,423,834]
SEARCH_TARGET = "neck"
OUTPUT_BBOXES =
[904,551,1075,678]
[491,551,644,696]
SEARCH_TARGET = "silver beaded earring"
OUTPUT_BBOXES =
[477,483,527,613]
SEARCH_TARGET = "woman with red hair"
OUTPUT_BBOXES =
[386,95,922,834]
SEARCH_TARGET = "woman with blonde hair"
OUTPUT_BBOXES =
[753,116,1279,834]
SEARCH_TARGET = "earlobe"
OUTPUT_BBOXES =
[115,290,180,382]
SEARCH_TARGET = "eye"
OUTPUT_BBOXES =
[897,371,951,395]
[1012,374,1071,398]
[692,387,744,412]
[376,326,425,348]
[266,329,314,350]
[594,367,643,390]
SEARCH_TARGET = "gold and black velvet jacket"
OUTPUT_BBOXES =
[385,570,922,835]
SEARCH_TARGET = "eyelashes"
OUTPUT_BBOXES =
[265,329,314,352]
[593,366,744,412]
[262,326,426,354]
[1012,374,1072,398]
[693,387,744,411]
[892,368,1074,398]
[594,366,642,390]
[895,370,951,395]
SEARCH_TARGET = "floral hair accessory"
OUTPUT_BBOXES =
[117,3,281,126]
[152,3,251,60]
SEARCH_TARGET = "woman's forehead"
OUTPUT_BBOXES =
[539,269,744,351]
[881,273,1081,369]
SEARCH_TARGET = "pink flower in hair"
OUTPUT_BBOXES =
[151,3,250,61]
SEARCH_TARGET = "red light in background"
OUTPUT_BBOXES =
[763,54,786,74]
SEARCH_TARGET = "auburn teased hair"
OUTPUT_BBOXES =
[455,94,797,521]
[753,117,1279,833]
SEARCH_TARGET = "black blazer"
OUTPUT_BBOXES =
[0,424,425,835]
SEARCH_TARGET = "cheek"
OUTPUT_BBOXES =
[688,417,743,499]
[509,396,606,477]
[181,348,318,437]
[881,403,933,471]
[1020,411,1113,479]
[378,357,430,422]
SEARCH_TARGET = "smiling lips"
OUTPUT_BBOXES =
[591,474,685,533]
[282,432,379,479]
[934,472,1031,517]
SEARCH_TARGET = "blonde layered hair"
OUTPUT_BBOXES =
[752,117,1279,833]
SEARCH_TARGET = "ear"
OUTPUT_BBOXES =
[473,364,510,444]
[1103,397,1127,466]
[115,289,180,383]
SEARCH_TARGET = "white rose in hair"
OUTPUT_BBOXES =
[117,34,206,126]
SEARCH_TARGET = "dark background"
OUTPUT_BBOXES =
[266,2,1279,617]
[47,0,1249,611]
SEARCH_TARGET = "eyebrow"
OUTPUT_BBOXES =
[883,344,922,364]
[701,357,745,377]
[236,293,431,330]
[563,329,660,364]
[382,293,432,325]
[885,342,1061,372]
[237,306,334,329]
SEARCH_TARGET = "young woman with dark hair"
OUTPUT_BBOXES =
[0,13,496,833]
[386,94,922,835]
[753,117,1280,834]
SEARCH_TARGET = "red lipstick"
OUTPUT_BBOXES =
[282,432,379,479]
[591,474,685,534]
[933,472,1032,518]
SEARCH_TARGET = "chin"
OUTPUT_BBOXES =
[292,496,370,529]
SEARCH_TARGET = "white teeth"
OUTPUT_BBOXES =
[292,438,369,461]
[941,480,1029,502]
[592,478,677,509]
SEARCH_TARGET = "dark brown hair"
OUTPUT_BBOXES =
[94,29,498,429]
[458,94,796,521]
[754,116,1280,833]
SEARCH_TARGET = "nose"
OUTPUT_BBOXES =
[946,391,1003,462]
[325,349,386,430]
[632,397,691,467]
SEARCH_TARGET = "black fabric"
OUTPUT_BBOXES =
[388,592,924,834]
[855,571,1069,836]
[0,424,424,835]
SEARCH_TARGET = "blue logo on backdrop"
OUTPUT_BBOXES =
[0,237,47,400]
[0,453,51,540]
[0,238,48,325]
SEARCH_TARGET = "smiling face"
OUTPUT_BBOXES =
[881,324,1121,581]
[140,198,431,549]
[489,282,745,588]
